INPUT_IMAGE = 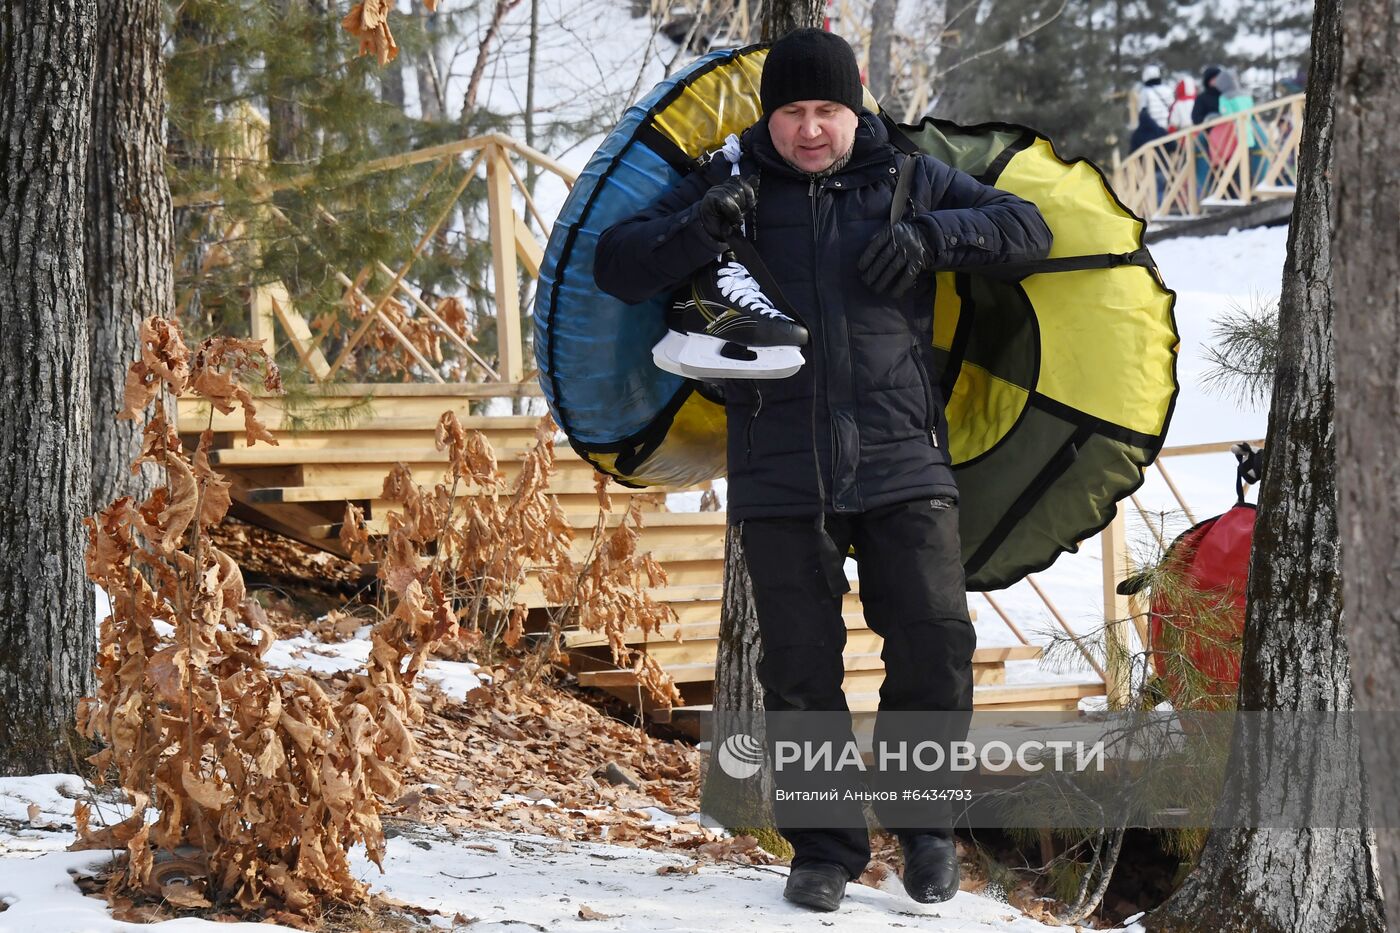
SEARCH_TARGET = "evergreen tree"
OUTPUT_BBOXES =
[1235,0,1312,92]
[933,0,1245,163]
[164,0,507,386]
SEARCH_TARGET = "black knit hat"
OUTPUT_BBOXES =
[760,28,864,116]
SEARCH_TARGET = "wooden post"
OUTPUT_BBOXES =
[1237,113,1253,203]
[486,142,524,384]
[1186,131,1199,216]
[1101,507,1132,709]
[250,283,278,352]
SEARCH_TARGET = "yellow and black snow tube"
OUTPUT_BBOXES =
[536,44,1179,590]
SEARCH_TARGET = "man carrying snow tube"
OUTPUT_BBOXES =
[593,28,1053,912]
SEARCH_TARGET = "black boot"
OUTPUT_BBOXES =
[782,861,848,912]
[899,833,960,904]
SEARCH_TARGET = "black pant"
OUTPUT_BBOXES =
[740,496,976,880]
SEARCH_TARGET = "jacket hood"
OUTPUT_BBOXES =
[1175,78,1196,100]
[1213,68,1241,96]
[1202,65,1222,87]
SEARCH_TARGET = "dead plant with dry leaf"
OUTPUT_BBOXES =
[75,316,454,925]
[339,411,682,709]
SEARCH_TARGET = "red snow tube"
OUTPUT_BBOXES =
[1146,503,1256,707]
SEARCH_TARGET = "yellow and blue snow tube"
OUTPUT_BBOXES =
[535,45,1179,590]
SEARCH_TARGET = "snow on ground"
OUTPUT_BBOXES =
[0,776,1069,932]
[93,581,494,705]
[260,626,490,703]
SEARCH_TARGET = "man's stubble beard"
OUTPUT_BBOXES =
[782,141,856,179]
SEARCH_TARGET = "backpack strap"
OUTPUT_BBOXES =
[878,109,921,155]
[891,151,919,225]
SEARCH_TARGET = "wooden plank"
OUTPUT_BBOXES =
[229,382,543,399]
[250,285,277,355]
[562,607,997,649]
[225,427,542,450]
[244,479,688,504]
[269,287,331,380]
[514,212,544,278]
[1102,507,1131,709]
[224,472,355,559]
[656,591,865,626]
[175,133,498,208]
[576,643,1018,684]
[208,444,590,466]
[653,680,1107,723]
[247,492,667,521]
[492,133,579,187]
[486,144,524,383]
[178,407,547,436]
[293,461,599,490]
[300,514,721,543]
[580,659,1007,689]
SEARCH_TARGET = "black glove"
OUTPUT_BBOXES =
[698,175,757,242]
[858,220,933,298]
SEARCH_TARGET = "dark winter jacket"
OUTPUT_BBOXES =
[1193,66,1223,124]
[593,110,1053,522]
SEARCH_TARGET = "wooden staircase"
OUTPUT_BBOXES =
[179,385,1105,734]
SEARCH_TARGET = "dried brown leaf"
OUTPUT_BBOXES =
[342,0,399,65]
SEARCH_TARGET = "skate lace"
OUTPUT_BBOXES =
[715,261,791,321]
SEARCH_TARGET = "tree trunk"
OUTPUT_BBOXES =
[867,0,898,104]
[415,7,447,121]
[1334,0,1400,923]
[712,0,824,835]
[1146,0,1386,928]
[709,526,774,821]
[760,0,825,40]
[380,55,406,110]
[0,0,98,776]
[87,0,171,511]
[268,0,326,163]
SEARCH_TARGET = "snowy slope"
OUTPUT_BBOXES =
[0,779,1068,932]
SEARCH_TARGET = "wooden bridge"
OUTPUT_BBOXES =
[1113,93,1304,226]
[174,124,1237,736]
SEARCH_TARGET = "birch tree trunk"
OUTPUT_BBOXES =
[415,7,447,122]
[867,0,899,104]
[0,0,98,776]
[760,0,825,40]
[1334,0,1400,921]
[87,0,172,511]
[1146,0,1386,927]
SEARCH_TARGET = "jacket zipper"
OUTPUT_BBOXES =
[910,340,940,449]
[745,382,763,463]
[810,177,838,493]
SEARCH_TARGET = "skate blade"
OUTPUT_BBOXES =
[651,330,692,378]
[675,334,803,379]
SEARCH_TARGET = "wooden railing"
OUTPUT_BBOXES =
[1113,94,1304,222]
[173,124,576,387]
